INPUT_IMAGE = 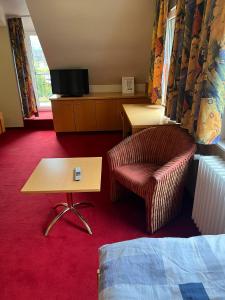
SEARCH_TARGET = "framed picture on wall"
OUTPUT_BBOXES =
[122,77,135,94]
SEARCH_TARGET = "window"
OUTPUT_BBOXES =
[25,33,52,110]
[161,7,176,105]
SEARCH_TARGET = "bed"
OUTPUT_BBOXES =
[98,235,225,299]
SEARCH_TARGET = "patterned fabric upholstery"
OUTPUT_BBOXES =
[108,125,196,233]
[114,163,159,198]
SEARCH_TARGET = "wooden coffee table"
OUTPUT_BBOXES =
[21,157,102,236]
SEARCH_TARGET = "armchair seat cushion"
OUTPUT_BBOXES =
[114,163,159,196]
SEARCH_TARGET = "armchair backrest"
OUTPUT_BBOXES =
[136,125,196,165]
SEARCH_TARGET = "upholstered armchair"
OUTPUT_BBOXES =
[108,125,196,233]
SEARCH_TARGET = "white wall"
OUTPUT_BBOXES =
[26,0,154,85]
[0,26,23,127]
[0,5,6,25]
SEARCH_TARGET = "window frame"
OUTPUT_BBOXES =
[161,6,176,106]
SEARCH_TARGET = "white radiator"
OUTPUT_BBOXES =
[192,156,225,234]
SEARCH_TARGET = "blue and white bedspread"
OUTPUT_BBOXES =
[99,235,225,300]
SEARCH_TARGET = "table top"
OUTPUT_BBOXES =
[123,104,168,128]
[21,157,102,194]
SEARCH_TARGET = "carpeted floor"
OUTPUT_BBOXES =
[0,129,199,300]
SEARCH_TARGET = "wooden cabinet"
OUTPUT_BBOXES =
[51,101,75,132]
[74,100,96,131]
[0,112,5,134]
[50,93,148,132]
[95,100,119,131]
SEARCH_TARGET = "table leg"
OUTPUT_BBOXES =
[122,112,131,138]
[45,207,70,236]
[71,208,92,235]
[44,193,93,236]
[73,202,94,208]
[54,203,68,209]
[67,192,73,208]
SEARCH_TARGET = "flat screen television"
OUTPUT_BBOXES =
[50,69,89,97]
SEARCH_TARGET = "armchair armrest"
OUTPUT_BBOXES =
[144,149,195,233]
[153,147,195,182]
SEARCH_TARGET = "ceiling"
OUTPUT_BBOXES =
[0,0,154,85]
[0,0,29,16]
[0,0,35,31]
[26,0,154,85]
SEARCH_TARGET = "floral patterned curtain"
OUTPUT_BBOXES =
[166,0,225,144]
[148,0,169,104]
[8,18,38,118]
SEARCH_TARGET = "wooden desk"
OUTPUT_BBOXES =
[122,104,169,137]
[21,157,102,236]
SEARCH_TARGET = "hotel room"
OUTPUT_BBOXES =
[0,0,225,299]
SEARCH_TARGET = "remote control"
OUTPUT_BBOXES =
[73,167,81,181]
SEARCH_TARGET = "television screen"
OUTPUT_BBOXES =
[50,69,89,96]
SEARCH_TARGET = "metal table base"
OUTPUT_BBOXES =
[45,193,93,236]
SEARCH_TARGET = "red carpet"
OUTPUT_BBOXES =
[0,129,199,300]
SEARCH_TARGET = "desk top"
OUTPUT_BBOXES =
[123,104,167,128]
[21,157,102,194]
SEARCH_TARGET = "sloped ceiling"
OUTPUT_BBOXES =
[0,0,29,16]
[26,0,154,85]
[0,0,34,31]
